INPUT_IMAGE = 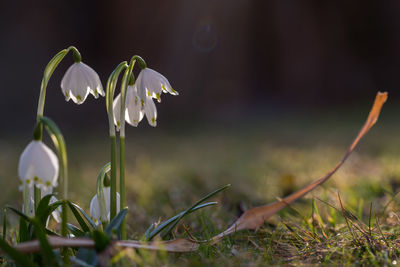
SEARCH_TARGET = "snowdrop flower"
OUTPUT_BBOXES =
[90,187,120,225]
[136,68,178,103]
[113,84,144,128]
[18,140,59,190]
[61,62,104,104]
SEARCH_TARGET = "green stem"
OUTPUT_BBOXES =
[120,137,126,239]
[62,200,69,265]
[105,62,128,221]
[37,117,69,237]
[117,57,137,239]
[22,185,32,217]
[110,136,117,220]
[33,186,41,213]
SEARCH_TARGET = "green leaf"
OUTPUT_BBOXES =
[35,194,55,225]
[74,248,97,267]
[67,202,92,233]
[91,230,110,252]
[19,217,29,243]
[69,202,97,229]
[67,224,85,237]
[105,208,128,237]
[147,202,217,241]
[161,184,230,239]
[0,238,37,267]
[7,206,31,222]
[30,218,58,267]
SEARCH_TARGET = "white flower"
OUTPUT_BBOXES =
[136,68,178,103]
[18,141,59,190]
[113,85,144,128]
[113,68,177,128]
[90,187,120,225]
[61,62,104,104]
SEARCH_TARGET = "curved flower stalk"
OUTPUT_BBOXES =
[105,61,129,227]
[37,46,102,118]
[61,61,104,104]
[90,187,120,225]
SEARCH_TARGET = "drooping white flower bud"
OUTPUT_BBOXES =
[61,62,104,104]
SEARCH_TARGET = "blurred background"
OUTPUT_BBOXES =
[1,0,400,234]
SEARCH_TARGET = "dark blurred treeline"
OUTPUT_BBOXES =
[1,0,399,132]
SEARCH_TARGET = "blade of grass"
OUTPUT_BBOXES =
[67,202,92,233]
[160,184,230,239]
[105,208,128,237]
[147,202,217,240]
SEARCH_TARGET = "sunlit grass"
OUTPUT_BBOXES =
[1,107,400,265]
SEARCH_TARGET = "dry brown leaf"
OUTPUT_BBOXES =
[10,91,388,254]
[211,91,388,243]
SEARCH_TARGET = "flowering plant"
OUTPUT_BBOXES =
[0,46,389,266]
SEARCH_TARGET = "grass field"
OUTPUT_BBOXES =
[1,104,400,265]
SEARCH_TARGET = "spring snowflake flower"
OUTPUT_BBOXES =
[113,68,177,128]
[18,140,59,190]
[61,62,104,104]
[136,68,178,103]
[90,187,120,225]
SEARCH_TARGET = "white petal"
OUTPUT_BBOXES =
[80,62,104,98]
[136,71,147,102]
[90,194,101,225]
[113,93,123,131]
[90,187,120,225]
[125,86,144,126]
[104,187,120,220]
[142,69,163,98]
[157,73,179,96]
[144,97,157,127]
[18,141,59,189]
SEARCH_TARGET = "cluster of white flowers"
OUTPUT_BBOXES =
[113,67,178,128]
[18,55,178,222]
